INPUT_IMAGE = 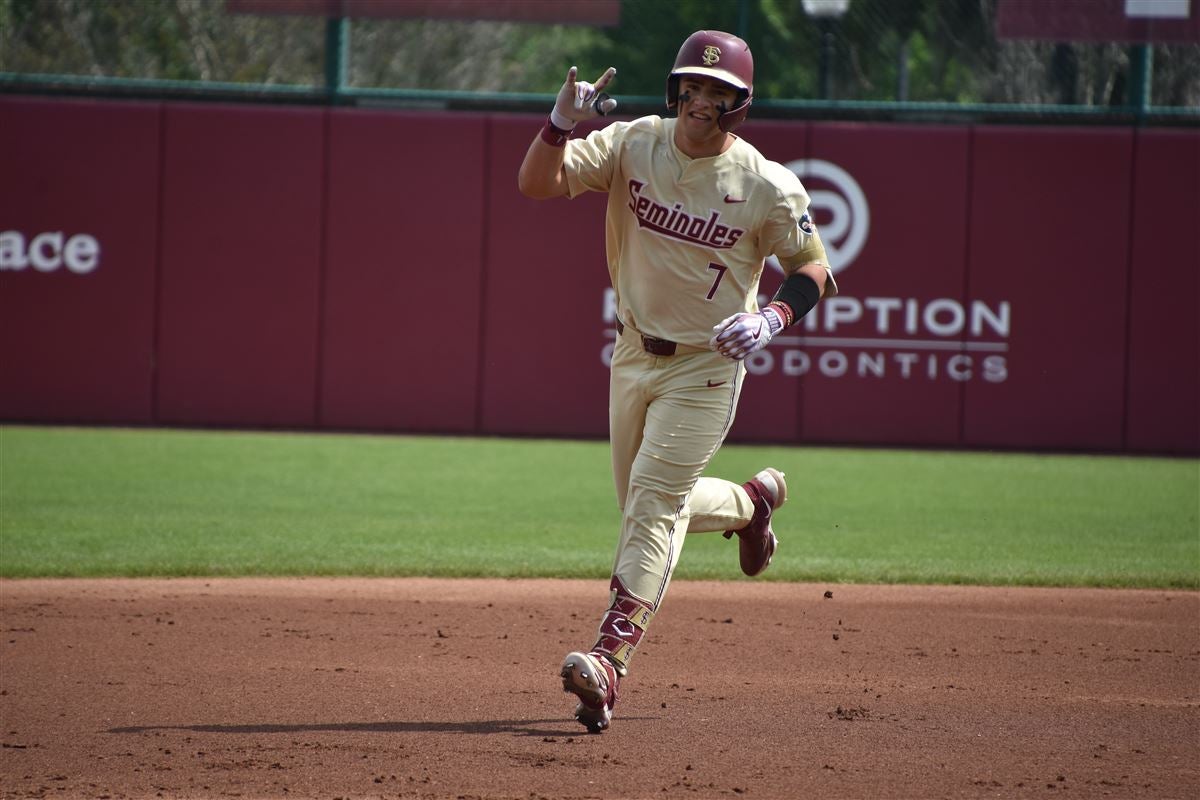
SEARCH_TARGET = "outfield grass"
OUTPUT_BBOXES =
[1,425,1196,588]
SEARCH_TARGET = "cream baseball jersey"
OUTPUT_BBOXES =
[564,115,838,348]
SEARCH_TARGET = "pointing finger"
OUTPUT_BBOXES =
[594,66,616,92]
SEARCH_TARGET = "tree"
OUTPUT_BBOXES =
[1,0,1195,110]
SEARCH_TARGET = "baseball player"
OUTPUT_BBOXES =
[518,30,837,733]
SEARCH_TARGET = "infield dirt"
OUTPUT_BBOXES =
[1,578,1197,799]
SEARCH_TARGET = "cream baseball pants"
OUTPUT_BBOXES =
[606,328,758,619]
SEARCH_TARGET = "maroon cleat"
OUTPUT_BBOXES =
[724,468,787,576]
[560,651,620,733]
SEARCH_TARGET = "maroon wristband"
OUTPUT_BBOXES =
[540,116,573,147]
[765,301,795,329]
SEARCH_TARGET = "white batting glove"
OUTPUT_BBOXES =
[709,308,785,361]
[550,66,617,130]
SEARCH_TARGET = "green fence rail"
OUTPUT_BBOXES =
[3,70,1197,127]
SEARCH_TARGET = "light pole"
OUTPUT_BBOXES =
[801,0,852,100]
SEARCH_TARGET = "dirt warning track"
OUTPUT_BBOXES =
[1,578,1197,799]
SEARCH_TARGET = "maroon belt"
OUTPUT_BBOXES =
[616,319,678,356]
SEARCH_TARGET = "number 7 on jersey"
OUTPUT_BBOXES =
[706,262,728,300]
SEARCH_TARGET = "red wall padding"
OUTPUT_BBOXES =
[319,110,486,433]
[797,123,973,448]
[1,97,1195,454]
[963,126,1134,451]
[1124,129,1200,454]
[0,98,160,423]
[480,116,613,438]
[715,120,811,445]
[155,103,325,427]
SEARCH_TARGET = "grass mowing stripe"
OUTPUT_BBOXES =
[1,427,619,579]
[698,445,1198,587]
[1,426,1196,587]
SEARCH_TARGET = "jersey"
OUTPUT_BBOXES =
[563,115,837,348]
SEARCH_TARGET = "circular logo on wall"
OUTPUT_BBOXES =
[783,159,869,276]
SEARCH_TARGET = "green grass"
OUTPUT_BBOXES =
[1,425,1196,588]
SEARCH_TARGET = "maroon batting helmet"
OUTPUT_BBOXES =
[666,30,754,132]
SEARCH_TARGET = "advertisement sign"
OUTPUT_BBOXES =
[226,0,621,24]
[0,98,161,423]
[780,123,976,447]
[1,98,1193,454]
[996,0,1199,43]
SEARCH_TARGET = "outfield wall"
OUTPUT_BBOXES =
[2,97,1196,454]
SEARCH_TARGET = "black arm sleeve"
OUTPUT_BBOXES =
[772,271,822,324]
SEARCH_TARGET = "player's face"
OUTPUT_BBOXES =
[675,76,739,153]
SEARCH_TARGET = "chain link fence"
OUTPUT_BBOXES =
[2,0,1197,122]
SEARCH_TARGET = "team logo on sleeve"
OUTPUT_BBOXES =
[799,213,816,236]
[626,179,745,249]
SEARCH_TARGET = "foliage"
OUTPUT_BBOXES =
[348,18,605,92]
[0,0,1197,107]
[0,0,324,83]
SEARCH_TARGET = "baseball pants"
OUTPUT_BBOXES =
[606,325,757,622]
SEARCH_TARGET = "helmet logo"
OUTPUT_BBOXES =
[702,45,721,66]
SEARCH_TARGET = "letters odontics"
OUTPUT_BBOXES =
[601,289,1011,384]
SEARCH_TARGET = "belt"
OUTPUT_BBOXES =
[616,318,678,356]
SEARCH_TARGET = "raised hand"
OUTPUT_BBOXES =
[551,66,618,130]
